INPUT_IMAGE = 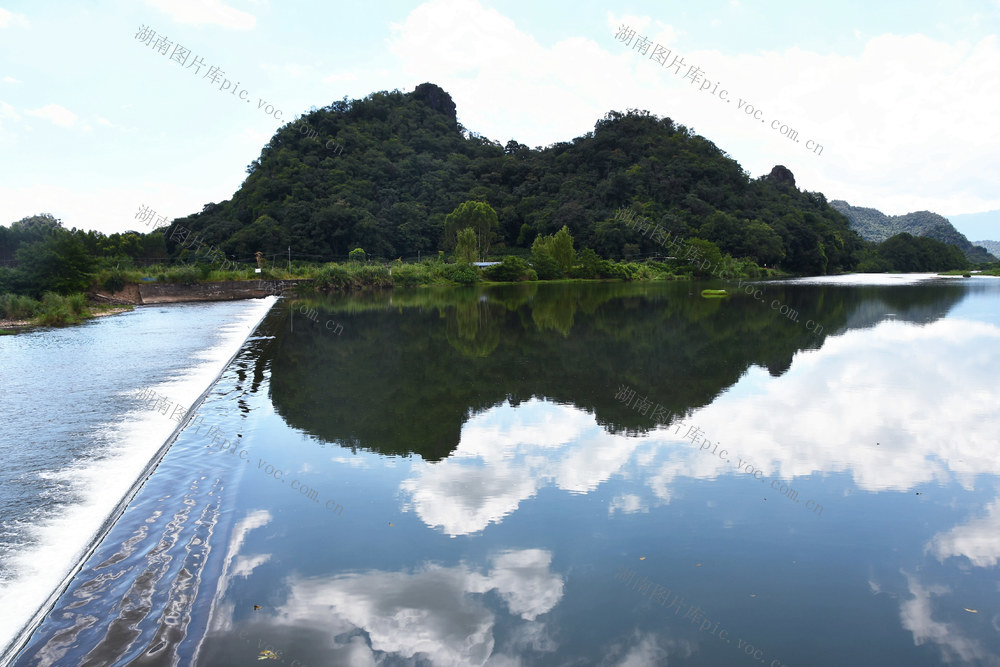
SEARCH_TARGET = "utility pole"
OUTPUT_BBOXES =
[287,246,291,274]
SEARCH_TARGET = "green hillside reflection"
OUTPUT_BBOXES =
[264,281,964,460]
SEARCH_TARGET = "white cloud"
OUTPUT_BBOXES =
[0,182,210,233]
[400,399,645,535]
[600,631,694,666]
[269,549,564,665]
[388,0,616,147]
[684,318,1000,494]
[0,102,19,121]
[322,72,358,83]
[0,8,29,28]
[400,314,1000,536]
[899,573,998,664]
[144,0,256,30]
[616,633,668,667]
[610,493,648,516]
[928,498,1000,568]
[260,62,311,78]
[202,509,273,640]
[24,104,77,128]
[387,0,1000,215]
[2,76,20,84]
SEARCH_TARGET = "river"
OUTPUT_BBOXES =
[3,276,998,666]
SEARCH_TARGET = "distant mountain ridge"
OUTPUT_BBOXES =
[830,200,996,263]
[975,240,1000,257]
[947,209,1000,241]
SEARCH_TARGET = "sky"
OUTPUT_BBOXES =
[1,0,999,241]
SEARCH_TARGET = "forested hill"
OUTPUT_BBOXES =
[829,200,996,263]
[166,82,864,275]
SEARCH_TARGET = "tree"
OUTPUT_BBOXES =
[678,238,723,277]
[349,247,367,262]
[15,231,93,296]
[454,227,477,265]
[445,200,497,261]
[11,213,63,235]
[739,220,785,266]
[571,247,604,278]
[549,226,576,274]
[530,234,561,279]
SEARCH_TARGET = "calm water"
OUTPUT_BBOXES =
[6,276,1000,666]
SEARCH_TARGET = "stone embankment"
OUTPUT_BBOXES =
[93,280,311,305]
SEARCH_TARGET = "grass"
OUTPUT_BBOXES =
[0,293,41,320]
[939,266,1000,277]
[141,255,771,292]
[0,292,130,328]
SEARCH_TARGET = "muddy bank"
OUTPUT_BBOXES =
[94,280,311,305]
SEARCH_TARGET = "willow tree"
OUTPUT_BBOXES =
[454,228,477,265]
[445,200,497,261]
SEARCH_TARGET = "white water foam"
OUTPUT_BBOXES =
[0,297,276,660]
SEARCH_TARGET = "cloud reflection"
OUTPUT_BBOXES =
[928,498,1000,568]
[899,572,1000,665]
[400,318,1000,536]
[400,401,643,535]
[271,548,563,665]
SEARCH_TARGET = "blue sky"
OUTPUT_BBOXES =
[1,0,999,240]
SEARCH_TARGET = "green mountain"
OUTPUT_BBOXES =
[164,83,865,276]
[830,200,996,263]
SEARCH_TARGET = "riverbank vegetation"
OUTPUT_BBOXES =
[1,83,994,329]
[0,291,131,328]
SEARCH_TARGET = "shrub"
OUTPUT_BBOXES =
[632,264,656,281]
[569,248,603,279]
[391,262,426,287]
[315,264,354,290]
[603,261,632,281]
[102,270,126,293]
[440,263,479,285]
[530,253,561,280]
[484,256,533,282]
[167,266,200,284]
[36,292,89,326]
[355,264,392,288]
[0,293,40,319]
[65,293,89,316]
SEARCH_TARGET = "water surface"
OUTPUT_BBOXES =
[10,277,1000,666]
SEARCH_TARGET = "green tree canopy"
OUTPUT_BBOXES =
[454,227,477,265]
[15,231,94,296]
[445,200,497,261]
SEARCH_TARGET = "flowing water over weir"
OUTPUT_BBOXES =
[0,298,275,665]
